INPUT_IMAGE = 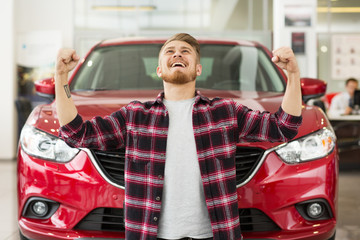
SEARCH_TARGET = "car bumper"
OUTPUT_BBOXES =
[238,147,338,240]
[18,145,338,240]
[18,149,126,240]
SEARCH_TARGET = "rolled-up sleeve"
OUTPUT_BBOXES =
[59,107,127,150]
[235,102,302,142]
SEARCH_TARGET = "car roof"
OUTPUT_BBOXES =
[98,37,259,48]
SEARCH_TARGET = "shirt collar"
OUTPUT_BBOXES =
[154,90,210,105]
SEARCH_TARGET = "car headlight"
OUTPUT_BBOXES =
[20,124,79,162]
[275,128,336,164]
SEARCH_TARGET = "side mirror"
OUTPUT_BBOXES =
[301,78,327,103]
[35,78,55,100]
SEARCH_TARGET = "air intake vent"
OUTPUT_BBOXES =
[75,208,125,232]
[239,208,280,232]
[75,207,279,233]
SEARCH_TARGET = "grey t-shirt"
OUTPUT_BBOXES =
[157,97,213,239]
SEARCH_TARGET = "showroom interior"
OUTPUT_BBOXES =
[1,0,360,239]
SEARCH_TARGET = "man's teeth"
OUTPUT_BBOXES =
[172,62,185,67]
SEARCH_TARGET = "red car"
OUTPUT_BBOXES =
[18,38,338,240]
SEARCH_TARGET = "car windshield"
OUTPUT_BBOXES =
[71,44,285,92]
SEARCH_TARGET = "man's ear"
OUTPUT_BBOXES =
[156,66,162,78]
[196,64,202,76]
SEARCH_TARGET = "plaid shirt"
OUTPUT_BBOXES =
[59,91,302,240]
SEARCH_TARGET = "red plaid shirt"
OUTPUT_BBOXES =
[59,91,302,240]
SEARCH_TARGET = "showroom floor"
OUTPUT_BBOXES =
[1,160,359,240]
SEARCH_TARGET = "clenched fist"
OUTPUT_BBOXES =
[271,47,299,74]
[56,48,80,76]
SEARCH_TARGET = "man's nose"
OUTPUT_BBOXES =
[172,50,182,58]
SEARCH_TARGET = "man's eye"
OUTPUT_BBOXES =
[166,50,173,54]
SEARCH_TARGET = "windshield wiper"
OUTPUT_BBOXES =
[72,88,112,92]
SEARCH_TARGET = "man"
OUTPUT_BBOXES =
[328,78,359,117]
[57,33,302,240]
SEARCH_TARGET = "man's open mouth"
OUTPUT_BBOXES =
[171,62,186,68]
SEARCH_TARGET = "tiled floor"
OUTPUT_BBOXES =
[1,160,359,240]
[0,161,18,240]
[335,172,360,240]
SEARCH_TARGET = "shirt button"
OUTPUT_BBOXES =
[158,175,163,180]
[156,196,161,201]
[153,216,158,221]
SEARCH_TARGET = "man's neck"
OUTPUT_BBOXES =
[163,81,196,101]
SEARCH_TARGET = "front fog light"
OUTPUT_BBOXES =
[32,201,48,217]
[295,199,333,221]
[307,203,323,219]
[22,197,59,219]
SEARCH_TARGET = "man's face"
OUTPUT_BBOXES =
[157,40,202,85]
[346,81,358,97]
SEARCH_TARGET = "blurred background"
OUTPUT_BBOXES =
[2,0,360,156]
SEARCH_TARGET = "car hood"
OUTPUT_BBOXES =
[70,89,285,119]
[32,89,327,148]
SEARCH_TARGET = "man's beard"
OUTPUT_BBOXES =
[162,69,197,85]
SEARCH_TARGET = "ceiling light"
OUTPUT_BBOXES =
[320,46,328,53]
[317,7,360,13]
[92,5,156,12]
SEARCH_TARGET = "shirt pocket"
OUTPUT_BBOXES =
[125,129,151,175]
[210,123,236,158]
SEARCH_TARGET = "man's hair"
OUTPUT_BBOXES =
[159,33,200,63]
[346,78,359,86]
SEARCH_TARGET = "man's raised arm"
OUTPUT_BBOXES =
[272,47,302,117]
[55,49,80,126]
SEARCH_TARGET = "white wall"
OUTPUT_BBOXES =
[0,0,74,160]
[15,0,74,47]
[0,0,16,160]
[273,0,317,78]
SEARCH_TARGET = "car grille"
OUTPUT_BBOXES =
[91,147,264,188]
[235,147,264,185]
[75,208,125,231]
[75,207,279,232]
[239,208,280,232]
[91,149,126,187]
